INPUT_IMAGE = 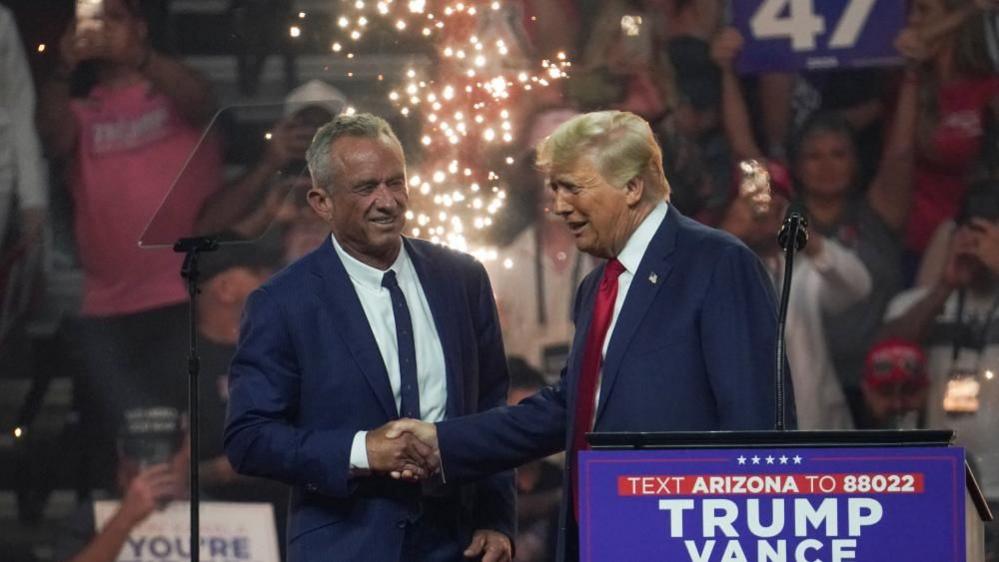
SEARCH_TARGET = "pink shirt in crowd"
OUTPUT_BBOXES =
[70,81,221,317]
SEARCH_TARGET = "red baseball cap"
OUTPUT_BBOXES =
[863,339,929,390]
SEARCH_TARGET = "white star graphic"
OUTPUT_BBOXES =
[737,455,747,465]
[765,456,775,465]
[779,455,789,465]
[751,455,761,465]
[793,455,803,464]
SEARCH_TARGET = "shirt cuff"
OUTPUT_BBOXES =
[349,431,370,475]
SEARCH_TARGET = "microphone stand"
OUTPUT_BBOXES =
[774,212,807,431]
[174,236,219,562]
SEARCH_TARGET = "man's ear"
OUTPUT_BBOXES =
[307,187,334,222]
[624,175,646,207]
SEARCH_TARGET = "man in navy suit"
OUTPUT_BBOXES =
[223,113,514,561]
[388,110,793,561]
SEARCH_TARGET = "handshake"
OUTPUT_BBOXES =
[366,419,440,481]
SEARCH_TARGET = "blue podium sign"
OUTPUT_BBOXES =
[733,0,906,73]
[579,447,967,561]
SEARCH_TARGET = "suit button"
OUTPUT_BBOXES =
[397,520,407,529]
[305,483,318,492]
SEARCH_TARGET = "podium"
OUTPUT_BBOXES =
[580,430,992,562]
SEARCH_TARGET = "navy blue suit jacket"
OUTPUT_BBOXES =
[224,237,515,561]
[436,208,794,561]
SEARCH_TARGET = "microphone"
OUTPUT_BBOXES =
[774,203,808,431]
[777,206,808,251]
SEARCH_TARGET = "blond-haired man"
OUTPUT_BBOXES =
[390,110,793,561]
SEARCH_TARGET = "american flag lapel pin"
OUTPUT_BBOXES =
[648,272,658,285]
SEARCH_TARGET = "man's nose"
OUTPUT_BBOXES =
[552,190,572,217]
[373,184,398,209]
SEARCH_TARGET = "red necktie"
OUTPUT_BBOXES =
[572,258,625,519]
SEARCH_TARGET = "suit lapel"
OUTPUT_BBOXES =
[404,239,464,417]
[594,208,680,424]
[311,240,398,420]
[567,273,597,407]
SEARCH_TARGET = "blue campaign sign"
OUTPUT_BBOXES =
[579,447,967,561]
[733,0,907,73]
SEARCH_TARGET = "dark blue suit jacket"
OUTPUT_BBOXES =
[224,237,515,561]
[436,208,794,561]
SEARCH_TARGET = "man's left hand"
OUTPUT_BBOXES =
[464,529,512,562]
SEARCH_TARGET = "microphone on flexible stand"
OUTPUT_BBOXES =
[777,207,808,252]
[774,204,807,430]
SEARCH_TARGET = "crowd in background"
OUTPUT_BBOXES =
[1,0,998,561]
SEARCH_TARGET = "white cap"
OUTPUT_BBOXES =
[284,80,348,118]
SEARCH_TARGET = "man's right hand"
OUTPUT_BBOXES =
[366,421,439,480]
[117,464,183,527]
[384,419,439,480]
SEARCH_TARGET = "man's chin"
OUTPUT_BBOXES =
[574,238,610,259]
[369,230,404,247]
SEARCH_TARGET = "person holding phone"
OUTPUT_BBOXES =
[52,408,189,562]
[578,0,677,122]
[878,180,999,557]
[35,0,268,493]
[225,79,349,262]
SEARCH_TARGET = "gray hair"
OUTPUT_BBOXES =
[305,112,404,190]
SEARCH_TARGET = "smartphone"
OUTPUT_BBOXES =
[119,407,183,469]
[76,0,105,33]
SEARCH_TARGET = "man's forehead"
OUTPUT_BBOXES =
[330,134,400,154]
[548,157,602,184]
[330,136,405,170]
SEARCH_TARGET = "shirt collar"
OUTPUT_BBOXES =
[615,200,668,275]
[330,233,409,290]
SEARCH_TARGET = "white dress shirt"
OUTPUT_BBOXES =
[331,235,448,471]
[594,200,669,409]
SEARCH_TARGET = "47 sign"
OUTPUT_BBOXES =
[733,0,906,73]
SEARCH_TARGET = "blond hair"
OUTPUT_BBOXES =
[535,111,668,199]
